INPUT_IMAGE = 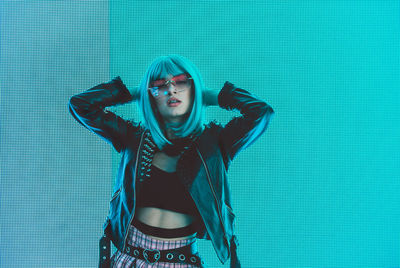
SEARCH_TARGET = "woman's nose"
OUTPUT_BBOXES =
[166,82,177,93]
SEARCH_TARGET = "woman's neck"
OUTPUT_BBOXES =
[164,120,185,140]
[165,127,178,140]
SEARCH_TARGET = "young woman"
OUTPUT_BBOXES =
[69,55,274,267]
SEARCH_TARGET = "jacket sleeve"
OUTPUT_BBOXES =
[218,81,275,164]
[68,76,140,153]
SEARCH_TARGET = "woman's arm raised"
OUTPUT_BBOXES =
[68,76,142,153]
[216,81,275,165]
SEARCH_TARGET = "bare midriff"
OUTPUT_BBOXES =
[135,151,196,241]
[135,207,196,241]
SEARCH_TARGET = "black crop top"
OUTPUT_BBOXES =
[136,165,200,218]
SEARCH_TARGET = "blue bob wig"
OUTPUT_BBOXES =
[138,55,205,149]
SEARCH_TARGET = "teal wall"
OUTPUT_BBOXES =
[1,1,399,267]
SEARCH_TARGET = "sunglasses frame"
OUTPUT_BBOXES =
[148,74,193,98]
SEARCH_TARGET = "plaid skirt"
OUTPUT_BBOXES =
[110,224,205,268]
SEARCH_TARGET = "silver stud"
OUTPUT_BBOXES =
[179,254,185,261]
[190,256,197,263]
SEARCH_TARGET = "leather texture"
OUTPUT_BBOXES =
[69,76,274,267]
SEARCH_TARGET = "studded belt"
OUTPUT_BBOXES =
[124,243,205,266]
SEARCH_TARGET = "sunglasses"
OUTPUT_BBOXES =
[149,74,193,98]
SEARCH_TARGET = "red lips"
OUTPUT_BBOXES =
[167,97,182,107]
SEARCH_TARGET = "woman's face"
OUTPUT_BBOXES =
[149,73,194,125]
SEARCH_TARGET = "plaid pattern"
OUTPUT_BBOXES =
[111,224,205,268]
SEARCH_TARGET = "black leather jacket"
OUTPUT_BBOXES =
[69,76,274,267]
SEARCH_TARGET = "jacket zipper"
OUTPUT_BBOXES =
[122,131,145,253]
[195,146,229,253]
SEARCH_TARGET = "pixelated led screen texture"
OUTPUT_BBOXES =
[1,1,399,267]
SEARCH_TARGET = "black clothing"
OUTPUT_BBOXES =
[69,76,274,267]
[136,164,200,217]
[131,216,198,238]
